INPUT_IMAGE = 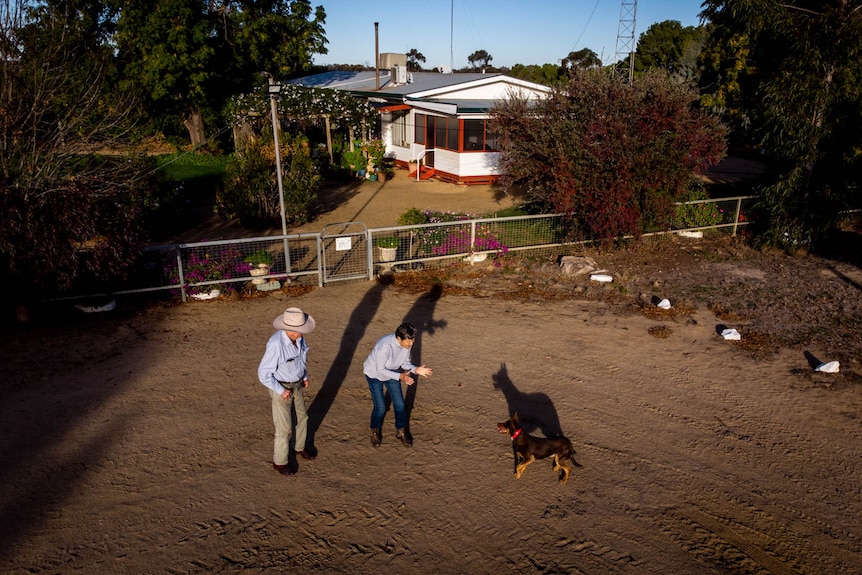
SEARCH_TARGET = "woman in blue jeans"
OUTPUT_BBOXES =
[363,323,433,447]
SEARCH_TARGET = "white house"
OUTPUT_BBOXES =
[287,64,552,185]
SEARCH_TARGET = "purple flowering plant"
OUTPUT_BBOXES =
[169,244,248,296]
[419,210,508,258]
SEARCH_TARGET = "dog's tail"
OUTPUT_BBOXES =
[570,450,583,468]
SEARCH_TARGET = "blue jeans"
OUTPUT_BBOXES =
[366,375,407,429]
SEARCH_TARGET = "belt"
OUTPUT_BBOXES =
[277,380,302,386]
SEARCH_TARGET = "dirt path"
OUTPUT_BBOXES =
[167,168,520,243]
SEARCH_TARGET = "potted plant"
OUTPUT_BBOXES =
[375,236,400,262]
[365,139,386,172]
[243,249,273,282]
[341,145,367,177]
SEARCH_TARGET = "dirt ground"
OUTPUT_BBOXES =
[2,168,862,574]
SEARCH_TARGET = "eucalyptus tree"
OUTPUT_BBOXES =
[406,48,425,71]
[467,49,492,70]
[700,0,862,249]
[114,0,327,149]
[561,48,601,71]
[633,20,707,84]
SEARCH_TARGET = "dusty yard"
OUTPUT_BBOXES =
[1,171,861,574]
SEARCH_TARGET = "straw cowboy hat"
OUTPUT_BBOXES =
[273,307,316,333]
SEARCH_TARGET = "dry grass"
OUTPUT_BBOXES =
[648,325,673,339]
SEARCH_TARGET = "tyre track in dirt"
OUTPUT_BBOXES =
[3,287,861,574]
[562,309,862,575]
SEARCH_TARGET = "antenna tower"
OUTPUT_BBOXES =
[613,0,638,82]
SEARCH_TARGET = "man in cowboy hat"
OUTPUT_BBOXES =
[258,307,316,476]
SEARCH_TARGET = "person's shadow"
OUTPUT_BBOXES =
[492,362,563,437]
[305,280,388,453]
[401,284,446,421]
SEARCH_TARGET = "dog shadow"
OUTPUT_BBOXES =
[492,362,563,437]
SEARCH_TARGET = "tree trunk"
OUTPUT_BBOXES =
[232,119,256,154]
[183,108,207,150]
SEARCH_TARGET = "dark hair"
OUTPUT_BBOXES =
[395,322,417,340]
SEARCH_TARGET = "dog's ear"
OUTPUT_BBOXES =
[512,412,519,422]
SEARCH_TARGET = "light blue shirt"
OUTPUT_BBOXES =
[363,333,416,382]
[258,330,309,395]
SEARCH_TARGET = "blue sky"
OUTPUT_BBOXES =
[312,1,706,69]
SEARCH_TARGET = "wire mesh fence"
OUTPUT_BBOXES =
[320,222,370,284]
[64,195,755,302]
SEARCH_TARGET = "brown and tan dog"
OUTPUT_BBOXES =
[497,412,582,484]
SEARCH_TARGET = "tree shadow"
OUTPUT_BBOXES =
[401,284,446,421]
[492,362,562,437]
[306,280,388,450]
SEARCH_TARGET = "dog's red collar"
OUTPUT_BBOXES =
[511,428,522,440]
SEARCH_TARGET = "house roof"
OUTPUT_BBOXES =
[286,70,502,94]
[285,70,550,114]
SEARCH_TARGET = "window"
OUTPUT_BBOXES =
[415,114,425,144]
[447,119,458,150]
[391,110,409,147]
[414,114,499,151]
[462,119,500,152]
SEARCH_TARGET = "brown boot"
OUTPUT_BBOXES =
[371,428,381,447]
[396,428,413,447]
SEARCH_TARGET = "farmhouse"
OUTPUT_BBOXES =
[288,55,551,185]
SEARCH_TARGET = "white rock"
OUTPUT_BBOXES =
[721,328,741,341]
[590,273,613,283]
[815,361,840,373]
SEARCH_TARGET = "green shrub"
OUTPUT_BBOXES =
[674,186,722,229]
[219,134,319,227]
[397,208,428,226]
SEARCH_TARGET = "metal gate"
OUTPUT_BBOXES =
[320,222,371,285]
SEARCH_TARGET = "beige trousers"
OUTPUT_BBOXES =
[269,384,308,465]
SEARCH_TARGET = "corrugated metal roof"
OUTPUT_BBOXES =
[285,70,548,116]
[285,70,504,97]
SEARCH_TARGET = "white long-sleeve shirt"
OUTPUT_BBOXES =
[363,334,415,382]
[257,330,308,395]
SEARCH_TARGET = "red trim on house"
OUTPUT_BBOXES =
[375,103,411,113]
[395,160,499,186]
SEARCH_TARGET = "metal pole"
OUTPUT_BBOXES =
[266,74,291,275]
[374,22,379,90]
[268,79,287,237]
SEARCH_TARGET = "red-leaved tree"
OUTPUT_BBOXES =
[492,70,727,243]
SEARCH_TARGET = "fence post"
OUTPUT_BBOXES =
[470,220,477,252]
[176,247,187,303]
[733,197,742,236]
[367,229,375,281]
[316,236,324,288]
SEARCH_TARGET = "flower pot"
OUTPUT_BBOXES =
[368,173,378,182]
[249,264,270,277]
[379,246,398,262]
[191,289,221,301]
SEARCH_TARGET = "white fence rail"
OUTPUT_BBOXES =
[69,196,755,302]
